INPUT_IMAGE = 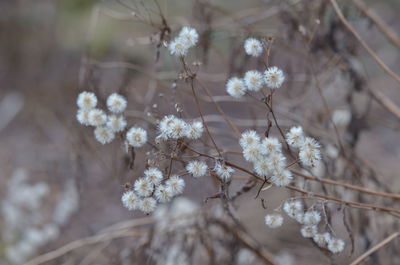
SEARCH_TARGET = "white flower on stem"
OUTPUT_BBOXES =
[121,191,139,211]
[286,126,305,148]
[178,26,199,48]
[214,161,234,182]
[154,185,173,203]
[239,130,260,149]
[165,175,185,196]
[300,225,317,238]
[264,66,285,89]
[77,91,97,110]
[327,238,345,254]
[186,160,208,178]
[244,70,264,91]
[267,152,286,172]
[126,127,147,147]
[244,38,263,57]
[271,169,292,186]
[88,109,107,127]
[169,118,188,139]
[313,233,327,247]
[134,177,153,197]
[106,115,127,132]
[94,126,115,144]
[157,115,176,140]
[295,212,305,224]
[139,197,157,214]
[243,144,262,163]
[106,93,127,113]
[260,137,282,155]
[226,77,246,98]
[299,137,321,167]
[168,38,189,56]
[303,210,321,225]
[323,232,332,243]
[144,168,163,186]
[185,121,204,139]
[77,109,90,126]
[254,158,271,176]
[264,214,284,228]
[283,200,303,218]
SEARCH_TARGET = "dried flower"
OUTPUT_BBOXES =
[185,121,204,139]
[286,126,305,148]
[244,70,264,91]
[144,168,163,185]
[300,225,317,238]
[106,115,127,132]
[264,66,285,89]
[94,126,115,144]
[244,38,263,57]
[139,197,157,213]
[178,26,199,48]
[88,109,107,127]
[186,160,208,178]
[265,214,284,228]
[239,130,260,149]
[134,177,153,197]
[168,38,188,56]
[299,137,321,167]
[106,93,127,113]
[121,191,139,211]
[271,169,292,186]
[76,109,90,126]
[243,145,262,163]
[154,185,173,203]
[283,200,303,218]
[77,91,97,110]
[303,210,321,225]
[226,77,246,98]
[327,238,345,253]
[165,175,185,196]
[214,161,234,181]
[260,137,282,155]
[126,127,147,147]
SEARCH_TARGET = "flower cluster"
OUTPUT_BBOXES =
[122,167,185,214]
[168,26,199,56]
[157,115,204,141]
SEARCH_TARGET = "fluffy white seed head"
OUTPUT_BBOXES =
[157,115,176,140]
[254,158,271,176]
[77,91,97,110]
[283,200,303,218]
[185,121,204,139]
[168,38,189,56]
[165,175,185,196]
[271,169,292,186]
[267,152,286,172]
[264,66,285,89]
[121,191,139,211]
[77,109,90,126]
[214,161,234,182]
[134,177,154,197]
[313,233,328,247]
[144,168,163,185]
[226,77,246,98]
[106,93,127,113]
[169,118,188,139]
[295,212,305,224]
[126,127,147,147]
[239,130,260,149]
[139,197,157,214]
[94,126,115,144]
[244,38,263,57]
[299,137,321,167]
[303,210,321,225]
[186,160,208,178]
[286,126,305,148]
[154,185,173,203]
[260,137,282,155]
[300,225,317,238]
[244,70,264,91]
[264,214,284,228]
[106,115,127,132]
[243,145,262,163]
[178,26,199,48]
[327,238,345,253]
[88,109,107,127]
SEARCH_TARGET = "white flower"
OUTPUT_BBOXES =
[94,126,115,144]
[264,66,285,89]
[121,191,139,210]
[286,126,305,148]
[239,130,260,149]
[295,212,305,224]
[178,26,199,48]
[226,77,246,98]
[214,161,234,181]
[283,200,303,218]
[88,108,107,126]
[260,137,282,155]
[271,169,292,186]
[243,144,262,163]
[313,233,327,247]
[106,115,127,132]
[299,137,321,167]
[169,118,188,139]
[254,158,271,176]
[244,70,264,91]
[264,214,283,228]
[77,91,97,110]
[327,238,345,253]
[106,93,127,113]
[139,197,157,214]
[154,185,173,203]
[323,232,332,243]
[244,38,263,57]
[185,121,204,139]
[126,127,147,147]
[186,160,208,178]
[303,210,321,225]
[300,225,317,238]
[165,175,185,196]
[157,115,176,140]
[76,109,90,126]
[144,168,163,185]
[168,38,189,56]
[134,177,153,197]
[267,152,286,172]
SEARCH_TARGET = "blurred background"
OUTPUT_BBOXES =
[0,0,399,264]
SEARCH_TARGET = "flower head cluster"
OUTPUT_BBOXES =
[122,167,185,214]
[186,160,208,178]
[244,38,263,57]
[168,26,199,56]
[76,91,128,144]
[264,66,285,89]
[157,115,203,141]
